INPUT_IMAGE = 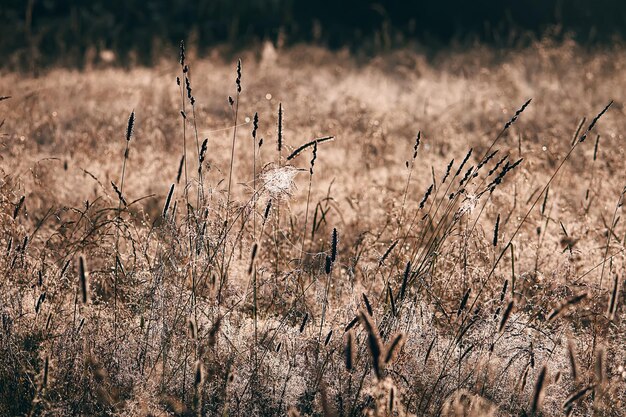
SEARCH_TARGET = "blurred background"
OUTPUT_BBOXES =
[1,0,624,68]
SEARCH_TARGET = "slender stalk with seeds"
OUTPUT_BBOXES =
[396,131,420,238]
[219,58,242,303]
[183,69,202,206]
[411,99,532,263]
[113,110,133,344]
[272,103,284,279]
[299,142,317,276]
[463,102,613,321]
[252,112,259,240]
[178,42,190,207]
[420,99,600,413]
[317,229,337,360]
[422,103,614,413]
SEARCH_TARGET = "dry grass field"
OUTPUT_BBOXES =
[1,39,625,416]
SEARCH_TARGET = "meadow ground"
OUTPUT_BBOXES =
[1,40,625,416]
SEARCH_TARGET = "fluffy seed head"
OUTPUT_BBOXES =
[261,166,299,199]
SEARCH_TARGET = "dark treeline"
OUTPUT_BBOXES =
[2,0,624,66]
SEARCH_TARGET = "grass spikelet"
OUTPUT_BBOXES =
[309,141,317,175]
[277,103,283,154]
[248,243,258,275]
[263,199,272,224]
[42,355,49,389]
[125,110,135,142]
[504,98,532,130]
[331,227,338,262]
[110,181,127,206]
[488,155,508,177]
[419,184,434,209]
[547,293,588,322]
[488,157,523,191]
[235,59,242,93]
[188,317,197,339]
[400,261,410,300]
[379,240,398,267]
[208,316,221,347]
[193,360,203,417]
[567,339,578,381]
[531,365,547,414]
[362,293,373,316]
[345,330,355,371]
[594,346,605,385]
[359,311,383,378]
[498,301,513,333]
[424,337,435,365]
[286,136,334,161]
[325,255,332,274]
[198,138,208,174]
[252,112,259,139]
[517,364,530,393]
[455,148,473,178]
[461,344,474,361]
[412,131,421,159]
[493,214,500,247]
[35,292,46,314]
[570,117,586,146]
[185,76,194,104]
[78,256,88,304]
[13,195,25,219]
[324,330,333,346]
[607,272,619,320]
[578,101,613,142]
[176,155,184,184]
[163,184,175,218]
[459,165,474,186]
[179,40,185,66]
[344,316,359,332]
[441,158,454,184]
[458,288,471,316]
[540,187,549,216]
[384,333,405,364]
[563,385,594,411]
[477,149,499,171]
[387,284,396,316]
[299,313,308,333]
